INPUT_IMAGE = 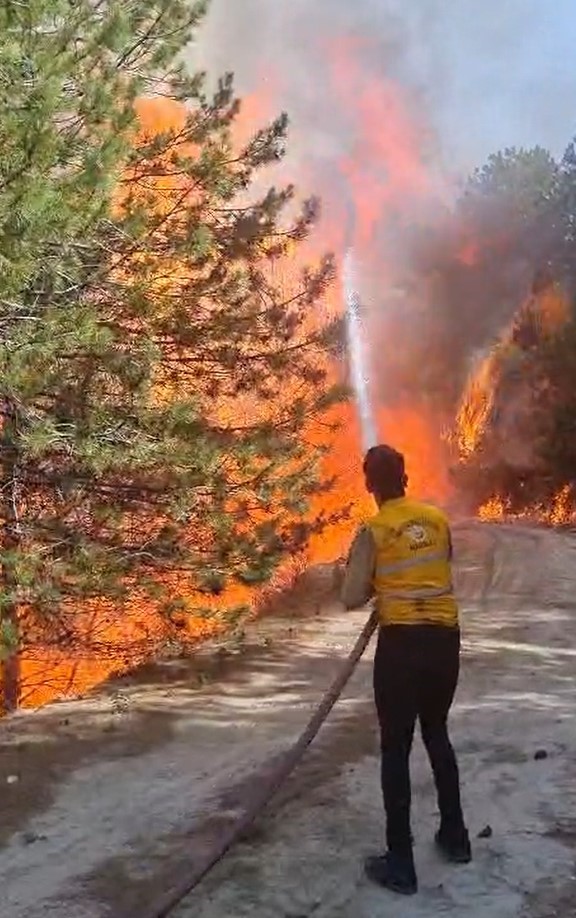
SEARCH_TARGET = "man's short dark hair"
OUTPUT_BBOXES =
[363,444,406,493]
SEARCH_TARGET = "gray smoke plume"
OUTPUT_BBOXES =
[196,0,576,172]
[192,1,576,426]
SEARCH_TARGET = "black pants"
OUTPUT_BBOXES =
[373,625,466,856]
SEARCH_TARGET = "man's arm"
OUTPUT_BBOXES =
[340,525,376,610]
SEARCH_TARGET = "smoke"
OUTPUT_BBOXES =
[196,0,576,172]
[191,1,576,479]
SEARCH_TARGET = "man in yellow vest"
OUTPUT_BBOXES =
[341,444,471,895]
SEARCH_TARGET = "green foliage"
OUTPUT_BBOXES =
[462,146,558,221]
[446,137,576,513]
[390,146,561,421]
[0,0,345,700]
[408,137,576,513]
[533,310,576,492]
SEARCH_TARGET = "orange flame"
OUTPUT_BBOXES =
[456,273,573,524]
[329,36,430,248]
[479,486,574,526]
[17,44,457,708]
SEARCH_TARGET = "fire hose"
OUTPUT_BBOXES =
[140,608,379,918]
[136,520,494,917]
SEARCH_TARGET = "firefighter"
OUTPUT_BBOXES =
[341,444,471,895]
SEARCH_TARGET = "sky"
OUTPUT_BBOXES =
[195,0,576,177]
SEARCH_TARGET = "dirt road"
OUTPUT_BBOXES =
[1,524,575,917]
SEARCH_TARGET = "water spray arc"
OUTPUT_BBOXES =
[342,204,378,452]
[133,206,384,918]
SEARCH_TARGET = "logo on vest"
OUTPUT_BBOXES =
[402,522,434,551]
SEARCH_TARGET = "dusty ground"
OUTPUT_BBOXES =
[0,523,575,918]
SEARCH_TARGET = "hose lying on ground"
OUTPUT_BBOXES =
[134,521,501,917]
[141,608,379,918]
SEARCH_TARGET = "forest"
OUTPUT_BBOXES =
[2,0,576,713]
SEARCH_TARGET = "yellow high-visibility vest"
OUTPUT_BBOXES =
[367,497,458,628]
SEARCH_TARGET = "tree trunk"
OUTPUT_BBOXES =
[0,397,21,715]
[1,653,20,713]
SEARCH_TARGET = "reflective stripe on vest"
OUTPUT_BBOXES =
[377,549,449,577]
[377,550,453,601]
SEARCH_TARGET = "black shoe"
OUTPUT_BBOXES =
[435,828,472,864]
[364,852,418,895]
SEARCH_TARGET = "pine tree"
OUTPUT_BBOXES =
[0,1,346,711]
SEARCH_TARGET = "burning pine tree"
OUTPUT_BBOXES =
[452,269,571,513]
[0,0,346,711]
